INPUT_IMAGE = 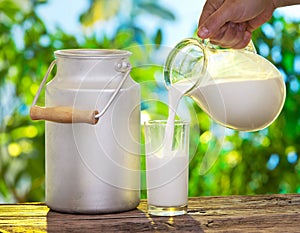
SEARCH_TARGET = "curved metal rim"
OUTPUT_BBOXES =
[54,49,132,59]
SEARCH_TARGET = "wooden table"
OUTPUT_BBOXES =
[1,194,300,232]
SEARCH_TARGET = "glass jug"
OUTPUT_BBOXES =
[164,38,286,132]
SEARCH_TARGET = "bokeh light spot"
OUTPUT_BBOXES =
[8,143,22,157]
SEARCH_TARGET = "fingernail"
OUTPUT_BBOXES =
[198,27,209,38]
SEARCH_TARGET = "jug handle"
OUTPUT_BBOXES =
[164,37,208,92]
[30,60,99,125]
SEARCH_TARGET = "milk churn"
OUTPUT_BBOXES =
[30,49,140,213]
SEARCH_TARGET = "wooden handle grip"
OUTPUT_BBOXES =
[30,106,99,125]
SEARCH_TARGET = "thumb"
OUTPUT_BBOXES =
[198,5,232,39]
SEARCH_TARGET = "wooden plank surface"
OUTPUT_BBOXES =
[0,194,300,232]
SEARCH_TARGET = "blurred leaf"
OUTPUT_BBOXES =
[0,180,9,199]
[282,51,295,74]
[80,0,121,27]
[154,29,162,49]
[138,2,175,21]
[0,0,20,23]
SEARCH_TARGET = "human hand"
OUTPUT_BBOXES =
[198,0,276,48]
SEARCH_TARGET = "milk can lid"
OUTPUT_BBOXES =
[54,49,131,59]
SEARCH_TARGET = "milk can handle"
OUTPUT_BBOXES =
[164,37,208,93]
[30,59,131,125]
[95,60,131,119]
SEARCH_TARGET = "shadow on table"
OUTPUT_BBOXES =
[46,207,204,232]
[146,213,204,232]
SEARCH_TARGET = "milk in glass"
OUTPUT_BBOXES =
[146,82,192,208]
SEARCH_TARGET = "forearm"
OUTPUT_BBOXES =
[273,0,300,8]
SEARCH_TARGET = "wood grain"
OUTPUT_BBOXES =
[30,106,99,125]
[0,194,300,232]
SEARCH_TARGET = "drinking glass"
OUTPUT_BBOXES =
[144,120,189,216]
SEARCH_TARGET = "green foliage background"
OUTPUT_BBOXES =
[0,0,300,203]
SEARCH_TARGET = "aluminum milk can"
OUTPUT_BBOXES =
[30,49,140,213]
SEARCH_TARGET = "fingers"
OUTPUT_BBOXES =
[209,23,252,49]
[197,0,257,48]
[247,7,274,31]
[197,0,258,48]
[198,1,233,39]
[198,0,218,29]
